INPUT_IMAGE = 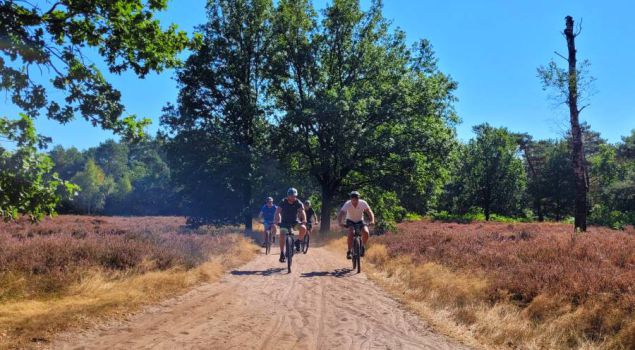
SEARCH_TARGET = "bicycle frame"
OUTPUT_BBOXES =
[347,220,366,273]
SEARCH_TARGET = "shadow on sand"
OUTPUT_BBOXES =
[230,268,285,276]
[300,268,351,278]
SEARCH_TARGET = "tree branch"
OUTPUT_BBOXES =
[554,51,569,62]
[574,18,583,37]
[578,104,589,113]
[43,2,63,16]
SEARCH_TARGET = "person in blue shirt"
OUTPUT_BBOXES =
[258,197,278,246]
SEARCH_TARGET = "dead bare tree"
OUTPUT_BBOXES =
[538,16,594,232]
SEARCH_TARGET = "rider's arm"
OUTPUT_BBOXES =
[365,207,375,224]
[258,211,263,220]
[337,210,346,226]
[298,208,307,224]
[274,207,282,224]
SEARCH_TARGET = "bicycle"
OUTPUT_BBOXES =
[278,223,299,273]
[347,220,366,274]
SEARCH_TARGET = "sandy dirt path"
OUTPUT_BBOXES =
[52,243,470,350]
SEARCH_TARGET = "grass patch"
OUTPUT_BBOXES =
[362,220,635,349]
[0,216,257,349]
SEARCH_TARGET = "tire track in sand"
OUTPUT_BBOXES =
[51,243,471,350]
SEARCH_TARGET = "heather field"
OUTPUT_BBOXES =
[0,216,255,349]
[366,220,635,349]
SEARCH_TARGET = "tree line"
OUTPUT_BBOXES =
[2,0,633,230]
[47,124,635,230]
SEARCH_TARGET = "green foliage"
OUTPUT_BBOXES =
[161,0,276,226]
[361,189,406,233]
[455,124,526,220]
[71,159,113,214]
[270,0,458,229]
[431,209,532,224]
[589,204,635,230]
[49,138,179,216]
[1,0,193,221]
[0,115,76,221]
[1,0,192,137]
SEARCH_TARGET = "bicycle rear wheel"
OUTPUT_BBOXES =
[302,234,310,254]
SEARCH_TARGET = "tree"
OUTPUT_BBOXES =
[459,124,526,220]
[540,141,575,220]
[1,0,193,219]
[618,130,635,160]
[49,145,86,180]
[538,16,593,231]
[270,0,457,231]
[0,115,76,221]
[1,0,192,137]
[161,0,273,228]
[49,138,181,215]
[70,159,114,214]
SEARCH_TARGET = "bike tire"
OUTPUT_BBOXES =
[352,238,358,270]
[302,234,310,254]
[286,235,294,273]
[353,237,361,273]
[265,231,271,255]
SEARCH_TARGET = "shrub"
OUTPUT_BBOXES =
[0,216,240,300]
[376,220,635,348]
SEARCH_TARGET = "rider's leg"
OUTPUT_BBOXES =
[298,224,307,241]
[279,228,285,251]
[362,225,370,245]
[347,227,354,251]
[272,224,278,240]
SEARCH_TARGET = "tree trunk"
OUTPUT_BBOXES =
[536,199,544,222]
[243,178,253,232]
[484,206,491,221]
[319,184,335,233]
[564,16,588,232]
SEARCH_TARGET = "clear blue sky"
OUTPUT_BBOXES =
[3,0,634,150]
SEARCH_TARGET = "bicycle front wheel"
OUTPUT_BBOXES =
[265,231,271,255]
[285,236,294,273]
[353,237,361,273]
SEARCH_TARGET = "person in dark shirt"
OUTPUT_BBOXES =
[304,200,319,235]
[273,187,307,263]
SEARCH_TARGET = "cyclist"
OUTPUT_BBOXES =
[337,191,375,260]
[304,200,319,236]
[273,187,307,263]
[258,197,277,247]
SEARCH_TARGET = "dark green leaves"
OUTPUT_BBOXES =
[0,115,78,222]
[1,0,193,138]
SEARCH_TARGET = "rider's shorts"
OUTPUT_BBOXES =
[279,221,304,231]
[346,220,366,228]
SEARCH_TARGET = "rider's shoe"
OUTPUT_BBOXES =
[279,253,285,263]
[360,245,365,257]
[295,240,301,252]
[261,241,267,247]
[346,250,352,259]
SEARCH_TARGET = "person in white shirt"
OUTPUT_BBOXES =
[337,191,375,260]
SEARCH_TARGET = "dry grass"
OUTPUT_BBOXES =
[0,216,257,349]
[360,221,635,350]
